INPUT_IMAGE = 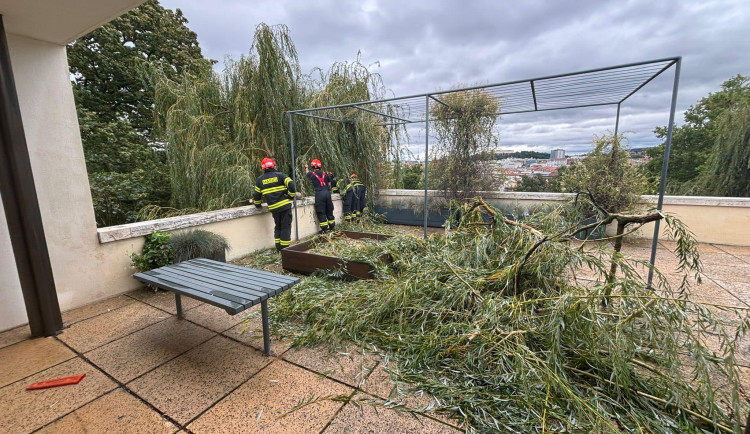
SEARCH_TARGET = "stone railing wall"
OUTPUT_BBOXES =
[376,190,750,246]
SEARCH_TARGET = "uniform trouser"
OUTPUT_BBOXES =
[343,190,355,222]
[314,190,335,231]
[272,208,292,251]
[357,188,367,216]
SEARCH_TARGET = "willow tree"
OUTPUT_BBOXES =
[430,88,502,202]
[150,24,398,216]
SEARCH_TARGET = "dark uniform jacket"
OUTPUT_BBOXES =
[253,170,296,213]
[306,170,331,192]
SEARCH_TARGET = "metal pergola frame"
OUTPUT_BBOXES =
[287,56,682,287]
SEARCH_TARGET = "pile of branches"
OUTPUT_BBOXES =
[271,200,749,432]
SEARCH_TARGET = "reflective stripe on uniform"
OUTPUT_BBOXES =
[319,222,328,227]
[328,220,335,224]
[267,199,291,210]
[284,177,292,187]
[279,240,291,246]
[261,185,287,194]
[254,186,261,193]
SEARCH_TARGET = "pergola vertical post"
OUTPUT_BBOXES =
[647,57,681,287]
[423,95,430,239]
[288,112,299,241]
[614,103,621,136]
[0,16,62,337]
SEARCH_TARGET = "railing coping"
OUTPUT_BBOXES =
[98,196,322,244]
[98,190,750,244]
[377,189,750,207]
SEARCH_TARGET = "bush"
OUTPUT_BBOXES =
[168,229,229,263]
[562,132,647,213]
[131,231,174,271]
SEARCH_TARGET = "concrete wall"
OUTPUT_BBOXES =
[1,34,105,331]
[376,190,750,246]
[0,195,25,329]
[95,197,343,302]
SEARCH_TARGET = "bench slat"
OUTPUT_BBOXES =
[133,273,245,314]
[193,259,299,286]
[142,269,265,306]
[172,263,281,295]
[154,267,272,301]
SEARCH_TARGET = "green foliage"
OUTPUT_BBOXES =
[130,231,174,271]
[168,230,230,263]
[152,24,400,214]
[399,163,424,190]
[562,132,647,213]
[270,203,748,432]
[698,82,750,197]
[643,75,750,196]
[69,0,212,226]
[430,88,503,201]
[513,168,566,193]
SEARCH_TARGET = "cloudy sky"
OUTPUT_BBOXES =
[161,0,749,155]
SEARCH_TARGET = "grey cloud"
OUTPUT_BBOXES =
[161,0,749,152]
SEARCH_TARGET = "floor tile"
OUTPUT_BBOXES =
[713,244,750,258]
[282,343,378,388]
[63,295,136,327]
[0,337,75,388]
[0,325,31,350]
[0,357,116,434]
[360,362,460,429]
[58,302,168,353]
[325,393,460,433]
[127,288,203,315]
[188,359,352,434]
[128,335,271,425]
[85,317,215,383]
[222,309,292,356]
[37,388,177,434]
[184,303,252,333]
[702,262,750,284]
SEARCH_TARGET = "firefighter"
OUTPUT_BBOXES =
[252,157,296,251]
[305,159,335,232]
[328,171,339,194]
[355,176,367,218]
[342,173,359,223]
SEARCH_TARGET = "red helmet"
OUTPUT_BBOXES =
[350,173,357,178]
[261,157,275,169]
[310,159,322,169]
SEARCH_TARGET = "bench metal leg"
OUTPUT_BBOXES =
[175,293,183,318]
[261,299,271,356]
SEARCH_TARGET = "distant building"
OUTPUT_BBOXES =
[551,149,566,160]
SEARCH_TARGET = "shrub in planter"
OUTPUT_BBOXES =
[131,231,174,272]
[562,132,647,239]
[168,229,230,263]
[562,132,647,214]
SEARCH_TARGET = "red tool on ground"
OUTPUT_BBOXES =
[26,374,86,390]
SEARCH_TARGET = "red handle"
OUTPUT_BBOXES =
[26,374,86,390]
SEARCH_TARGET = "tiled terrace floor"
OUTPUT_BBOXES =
[1,240,749,433]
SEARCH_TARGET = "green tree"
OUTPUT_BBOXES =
[643,75,750,195]
[150,24,399,214]
[513,168,565,193]
[430,88,502,201]
[68,0,212,226]
[401,163,424,190]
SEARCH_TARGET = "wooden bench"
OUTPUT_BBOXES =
[133,258,299,355]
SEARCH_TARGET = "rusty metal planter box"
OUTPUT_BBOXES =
[281,231,392,279]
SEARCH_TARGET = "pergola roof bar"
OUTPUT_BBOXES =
[289,57,677,123]
[352,104,411,123]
